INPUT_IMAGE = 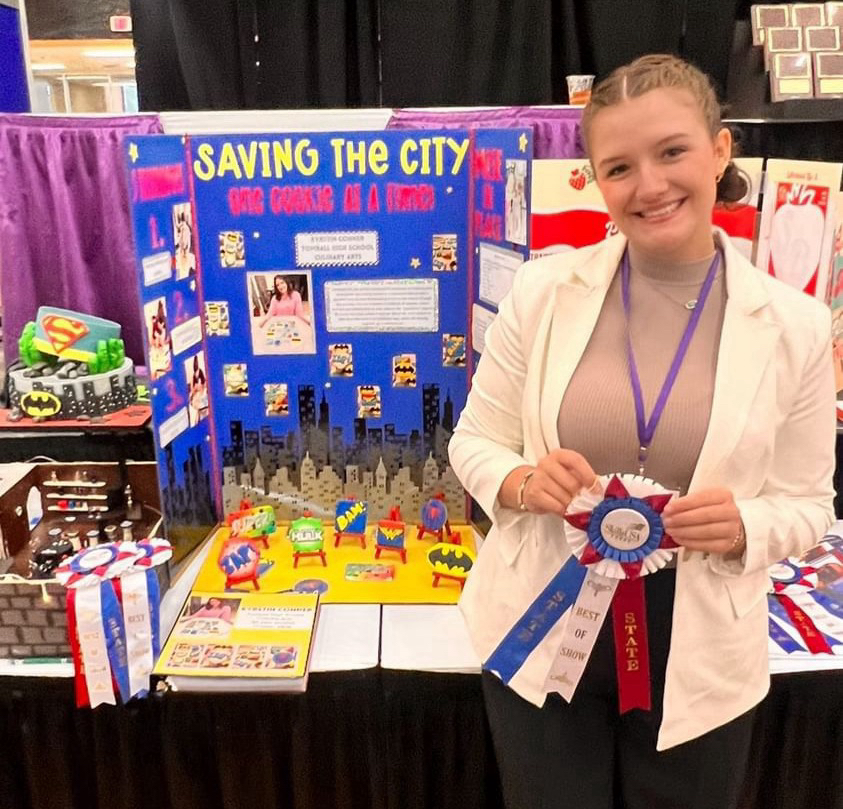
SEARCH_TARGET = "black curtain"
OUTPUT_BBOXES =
[254,0,380,108]
[380,0,741,106]
[379,0,557,106]
[132,0,744,110]
[131,0,378,110]
[131,0,255,110]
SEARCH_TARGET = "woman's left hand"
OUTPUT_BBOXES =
[661,487,744,556]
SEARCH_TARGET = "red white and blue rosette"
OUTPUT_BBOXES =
[768,558,837,655]
[55,543,139,708]
[769,559,819,595]
[563,474,678,579]
[484,473,678,714]
[118,538,173,697]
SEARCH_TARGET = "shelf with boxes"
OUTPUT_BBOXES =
[751,3,843,100]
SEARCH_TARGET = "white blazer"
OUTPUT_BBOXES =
[450,229,836,750]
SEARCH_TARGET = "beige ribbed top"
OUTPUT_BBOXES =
[557,246,727,495]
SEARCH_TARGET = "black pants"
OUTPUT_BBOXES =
[482,570,756,809]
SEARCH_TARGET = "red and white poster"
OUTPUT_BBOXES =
[756,159,843,301]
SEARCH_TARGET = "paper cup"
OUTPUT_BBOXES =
[567,74,595,106]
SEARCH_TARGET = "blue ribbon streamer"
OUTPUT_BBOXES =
[484,555,586,684]
[807,591,843,648]
[768,616,806,653]
[100,581,131,704]
[147,569,161,660]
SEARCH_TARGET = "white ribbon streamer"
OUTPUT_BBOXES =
[120,570,154,696]
[75,586,116,707]
[546,570,617,700]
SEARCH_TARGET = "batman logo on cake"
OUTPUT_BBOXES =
[20,390,63,418]
[426,543,476,578]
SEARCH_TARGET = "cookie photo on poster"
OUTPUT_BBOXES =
[357,385,382,419]
[172,202,197,280]
[248,271,316,355]
[264,383,290,417]
[185,351,209,426]
[219,230,245,267]
[505,159,528,245]
[144,297,173,380]
[442,334,466,367]
[329,343,354,377]
[432,234,458,272]
[223,363,249,397]
[392,353,417,387]
[204,301,230,336]
[166,642,203,668]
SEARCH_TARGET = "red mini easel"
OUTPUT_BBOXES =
[417,493,459,545]
[374,507,407,564]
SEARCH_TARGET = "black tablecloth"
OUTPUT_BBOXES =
[0,669,840,809]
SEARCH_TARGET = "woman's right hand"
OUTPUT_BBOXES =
[504,450,599,518]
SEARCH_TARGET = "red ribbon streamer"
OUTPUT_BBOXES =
[777,594,833,654]
[612,579,651,713]
[65,589,89,708]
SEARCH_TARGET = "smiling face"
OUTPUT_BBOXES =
[588,87,731,263]
[274,276,288,296]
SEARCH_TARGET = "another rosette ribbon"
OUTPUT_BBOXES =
[115,538,173,698]
[55,543,141,708]
[484,474,678,714]
[768,559,836,655]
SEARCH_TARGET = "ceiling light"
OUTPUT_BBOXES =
[32,63,66,71]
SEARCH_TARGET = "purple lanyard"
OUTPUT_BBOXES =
[620,248,721,473]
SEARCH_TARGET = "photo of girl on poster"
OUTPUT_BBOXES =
[173,202,197,280]
[144,297,173,379]
[185,351,209,426]
[248,271,316,355]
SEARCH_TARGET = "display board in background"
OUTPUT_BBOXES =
[130,130,475,530]
[0,2,29,113]
[127,135,217,561]
[470,129,532,358]
[756,158,842,300]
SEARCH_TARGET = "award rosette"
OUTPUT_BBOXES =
[484,474,678,713]
[117,538,173,698]
[56,543,141,708]
[769,560,836,655]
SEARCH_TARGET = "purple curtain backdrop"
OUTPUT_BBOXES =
[387,107,585,158]
[0,114,163,369]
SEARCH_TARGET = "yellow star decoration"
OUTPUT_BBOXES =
[518,133,528,153]
[410,257,421,269]
[128,142,139,163]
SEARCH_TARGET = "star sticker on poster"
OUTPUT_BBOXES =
[410,257,421,269]
[518,133,528,153]
[128,143,139,163]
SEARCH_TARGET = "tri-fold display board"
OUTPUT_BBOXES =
[127,129,534,540]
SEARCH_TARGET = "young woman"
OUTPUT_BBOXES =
[449,54,835,809]
[258,274,309,327]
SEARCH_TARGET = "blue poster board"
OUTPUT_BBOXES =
[0,4,29,113]
[188,131,473,524]
[125,135,217,559]
[470,129,533,360]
